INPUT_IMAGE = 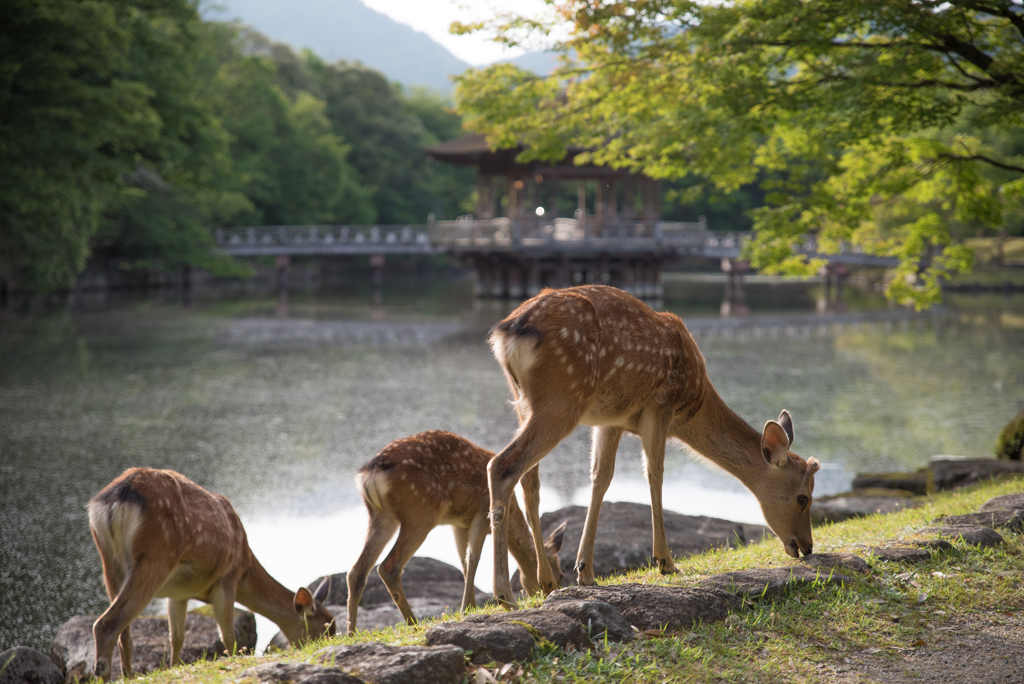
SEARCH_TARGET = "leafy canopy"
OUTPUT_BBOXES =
[453,0,1024,308]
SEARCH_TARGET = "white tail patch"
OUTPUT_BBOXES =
[356,470,389,513]
[88,500,143,571]
[496,334,540,382]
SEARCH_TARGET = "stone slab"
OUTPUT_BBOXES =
[545,600,635,642]
[463,608,591,651]
[316,643,465,684]
[423,622,533,665]
[700,566,851,601]
[544,584,740,632]
[238,662,364,684]
[0,646,63,684]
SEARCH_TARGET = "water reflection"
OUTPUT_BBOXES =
[2,278,1022,654]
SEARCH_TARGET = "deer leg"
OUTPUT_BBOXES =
[519,466,557,594]
[459,513,490,611]
[93,563,168,681]
[576,425,624,586]
[377,517,433,625]
[209,580,238,657]
[488,411,580,608]
[348,513,399,635]
[167,598,187,667]
[452,526,470,577]
[640,413,676,574]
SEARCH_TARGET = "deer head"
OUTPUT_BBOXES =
[755,410,820,557]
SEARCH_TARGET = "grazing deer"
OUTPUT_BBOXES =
[88,468,336,681]
[487,285,821,605]
[347,431,566,635]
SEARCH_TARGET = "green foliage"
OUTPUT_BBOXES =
[454,0,1024,308]
[996,409,1024,460]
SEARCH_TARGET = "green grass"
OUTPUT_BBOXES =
[136,477,1024,684]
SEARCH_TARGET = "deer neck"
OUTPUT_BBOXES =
[235,553,304,644]
[670,385,767,492]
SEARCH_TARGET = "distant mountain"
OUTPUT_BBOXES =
[209,0,470,92]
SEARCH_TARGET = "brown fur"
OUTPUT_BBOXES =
[346,431,565,635]
[88,468,335,681]
[486,285,821,603]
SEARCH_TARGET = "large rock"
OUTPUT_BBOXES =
[316,643,465,684]
[309,557,472,609]
[463,609,591,651]
[979,493,1024,512]
[936,510,1024,532]
[50,609,256,682]
[238,662,364,684]
[545,600,635,642]
[929,459,1024,491]
[916,523,1004,548]
[544,584,740,632]
[811,489,923,524]
[423,622,534,665]
[700,566,850,601]
[0,646,63,684]
[850,471,929,496]
[535,503,771,582]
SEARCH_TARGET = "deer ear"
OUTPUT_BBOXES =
[761,420,791,468]
[546,520,568,553]
[777,410,794,447]
[294,586,314,614]
[806,457,821,476]
[313,575,331,604]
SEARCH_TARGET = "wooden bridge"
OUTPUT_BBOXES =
[214,219,898,299]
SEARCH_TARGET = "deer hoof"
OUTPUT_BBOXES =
[656,557,678,574]
[574,561,586,573]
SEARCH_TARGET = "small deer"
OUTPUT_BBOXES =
[347,431,566,635]
[88,468,336,681]
[486,285,821,605]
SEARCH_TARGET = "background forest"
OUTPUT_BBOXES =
[0,0,476,294]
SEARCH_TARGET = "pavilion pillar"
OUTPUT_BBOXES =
[577,181,587,236]
[486,176,497,220]
[623,176,636,223]
[548,176,560,218]
[595,178,604,236]
[476,174,489,218]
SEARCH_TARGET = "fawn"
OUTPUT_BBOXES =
[347,430,565,635]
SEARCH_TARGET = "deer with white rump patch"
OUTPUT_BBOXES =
[88,468,336,681]
[347,430,565,635]
[487,285,821,605]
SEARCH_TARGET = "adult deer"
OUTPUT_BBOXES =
[487,285,821,605]
[88,468,336,681]
[347,431,566,635]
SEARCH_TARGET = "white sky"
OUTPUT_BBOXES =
[360,0,558,65]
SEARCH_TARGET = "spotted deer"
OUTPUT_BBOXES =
[487,285,821,605]
[88,468,336,681]
[347,431,566,635]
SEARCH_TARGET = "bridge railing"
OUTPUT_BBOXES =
[214,224,433,249]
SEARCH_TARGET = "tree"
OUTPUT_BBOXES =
[0,0,247,292]
[454,0,1024,308]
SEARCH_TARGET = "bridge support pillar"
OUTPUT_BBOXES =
[275,255,291,297]
[507,262,524,300]
[491,262,508,299]
[527,261,542,297]
[720,258,750,317]
[369,253,385,288]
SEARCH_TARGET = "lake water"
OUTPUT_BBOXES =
[2,274,1022,653]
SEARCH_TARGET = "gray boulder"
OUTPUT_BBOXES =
[316,643,465,684]
[545,600,635,642]
[867,547,932,564]
[930,459,1024,491]
[308,557,471,608]
[979,493,1024,512]
[463,608,591,651]
[535,502,771,582]
[423,622,534,665]
[916,523,1004,549]
[811,489,923,524]
[700,565,850,601]
[238,662,363,684]
[51,609,256,682]
[544,584,740,632]
[0,646,63,684]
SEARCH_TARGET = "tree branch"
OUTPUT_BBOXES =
[938,152,1024,173]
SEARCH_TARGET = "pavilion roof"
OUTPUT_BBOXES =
[425,134,637,178]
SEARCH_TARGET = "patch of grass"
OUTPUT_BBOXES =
[135,477,1024,684]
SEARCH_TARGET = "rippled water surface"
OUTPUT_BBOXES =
[2,276,1022,652]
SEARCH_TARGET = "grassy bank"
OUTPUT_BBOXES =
[139,477,1024,683]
